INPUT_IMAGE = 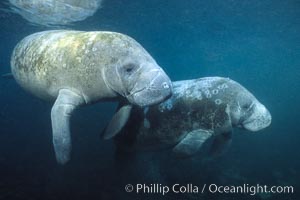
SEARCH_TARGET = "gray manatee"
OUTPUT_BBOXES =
[11,30,172,164]
[114,77,271,157]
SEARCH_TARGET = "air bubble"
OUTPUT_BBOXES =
[212,89,218,95]
[215,99,222,105]
[205,90,211,98]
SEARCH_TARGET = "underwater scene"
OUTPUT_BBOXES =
[0,0,299,199]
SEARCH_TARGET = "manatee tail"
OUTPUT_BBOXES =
[1,73,13,79]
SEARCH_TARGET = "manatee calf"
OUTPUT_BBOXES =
[113,77,271,157]
[11,30,172,164]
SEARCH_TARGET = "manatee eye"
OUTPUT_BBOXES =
[243,102,254,111]
[242,104,250,109]
[123,63,137,75]
[126,67,133,73]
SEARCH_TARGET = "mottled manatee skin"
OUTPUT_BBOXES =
[11,30,153,103]
[116,77,269,151]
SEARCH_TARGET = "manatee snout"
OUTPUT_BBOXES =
[242,102,272,132]
[127,68,172,107]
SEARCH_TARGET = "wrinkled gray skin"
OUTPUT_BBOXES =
[11,30,172,164]
[115,77,271,157]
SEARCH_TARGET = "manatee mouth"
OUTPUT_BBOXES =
[242,106,272,132]
[127,69,172,107]
[130,86,172,107]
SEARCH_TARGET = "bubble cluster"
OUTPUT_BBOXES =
[217,83,228,90]
[205,90,212,98]
[173,80,203,100]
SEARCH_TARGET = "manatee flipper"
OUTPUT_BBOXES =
[51,89,85,164]
[102,104,132,140]
[172,129,213,158]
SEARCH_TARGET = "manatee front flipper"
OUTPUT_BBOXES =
[172,129,213,158]
[102,103,132,140]
[51,89,85,164]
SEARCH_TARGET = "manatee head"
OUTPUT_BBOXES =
[102,33,172,107]
[228,81,272,132]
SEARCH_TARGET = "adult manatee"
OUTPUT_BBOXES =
[11,30,172,164]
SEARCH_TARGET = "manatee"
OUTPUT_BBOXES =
[11,30,172,164]
[113,77,271,157]
[8,0,102,26]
